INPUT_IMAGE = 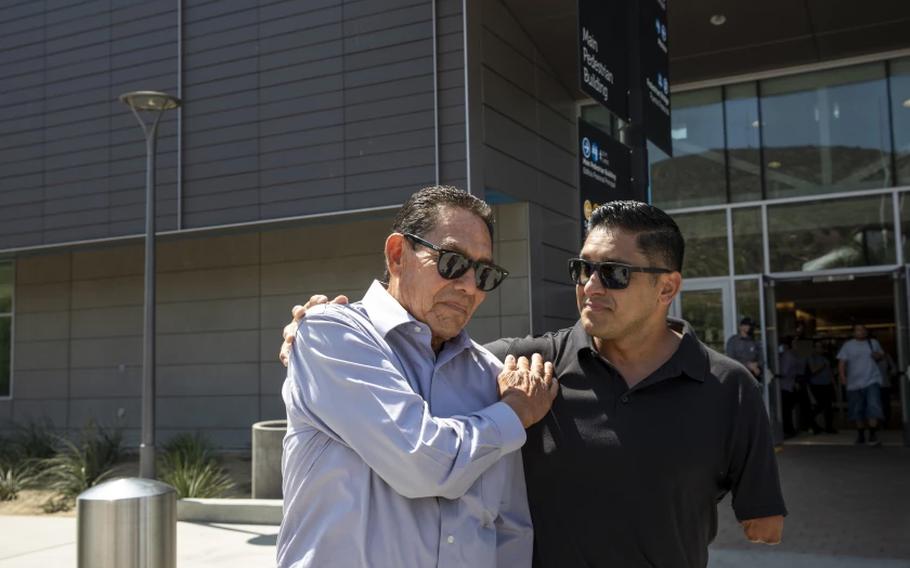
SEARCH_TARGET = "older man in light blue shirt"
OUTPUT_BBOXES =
[277,187,556,568]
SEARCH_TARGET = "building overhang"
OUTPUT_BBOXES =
[499,0,910,94]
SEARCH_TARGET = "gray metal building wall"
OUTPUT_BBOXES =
[0,0,468,250]
[474,0,580,333]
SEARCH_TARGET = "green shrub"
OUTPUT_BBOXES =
[0,421,58,468]
[39,422,122,511]
[13,421,58,461]
[0,463,36,501]
[158,433,233,499]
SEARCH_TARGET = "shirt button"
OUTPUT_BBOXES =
[413,325,422,333]
[620,395,630,403]
[447,535,455,544]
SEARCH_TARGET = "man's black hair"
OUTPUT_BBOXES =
[587,200,685,272]
[383,185,494,281]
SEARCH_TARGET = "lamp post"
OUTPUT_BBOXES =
[118,91,181,479]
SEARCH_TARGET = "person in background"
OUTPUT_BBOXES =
[807,341,837,434]
[726,316,763,380]
[778,337,803,439]
[837,324,885,446]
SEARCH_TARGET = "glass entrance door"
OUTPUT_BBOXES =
[672,279,735,355]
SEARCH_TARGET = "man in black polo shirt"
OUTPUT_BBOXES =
[279,201,786,567]
[486,201,785,567]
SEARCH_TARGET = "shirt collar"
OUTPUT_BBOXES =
[568,316,709,383]
[662,317,709,382]
[362,280,418,338]
[360,280,474,353]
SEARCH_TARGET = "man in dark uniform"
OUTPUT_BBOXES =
[726,316,762,379]
[280,201,786,567]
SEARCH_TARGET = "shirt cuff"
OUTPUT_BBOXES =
[483,401,527,455]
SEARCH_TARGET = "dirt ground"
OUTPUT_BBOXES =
[0,454,254,516]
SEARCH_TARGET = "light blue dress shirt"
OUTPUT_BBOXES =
[277,281,532,568]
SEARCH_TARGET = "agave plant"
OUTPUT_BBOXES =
[11,420,58,462]
[158,433,234,499]
[0,463,37,501]
[39,422,122,510]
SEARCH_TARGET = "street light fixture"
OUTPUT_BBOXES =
[119,90,181,479]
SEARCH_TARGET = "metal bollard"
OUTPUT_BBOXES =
[252,419,287,498]
[77,477,177,568]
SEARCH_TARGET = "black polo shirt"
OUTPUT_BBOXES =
[486,318,787,568]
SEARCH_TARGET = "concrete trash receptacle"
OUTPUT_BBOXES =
[77,477,177,568]
[252,419,287,498]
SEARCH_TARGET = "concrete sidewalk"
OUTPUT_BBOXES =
[0,516,277,568]
[3,444,908,567]
[709,444,910,567]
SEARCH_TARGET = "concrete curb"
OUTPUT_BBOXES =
[177,498,283,525]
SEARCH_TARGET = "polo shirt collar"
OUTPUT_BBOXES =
[570,316,709,383]
[660,317,709,383]
[360,280,473,353]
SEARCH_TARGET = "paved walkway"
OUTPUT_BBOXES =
[709,443,910,567]
[0,516,277,568]
[2,443,908,567]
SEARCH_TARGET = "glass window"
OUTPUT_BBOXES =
[0,317,9,398]
[767,195,895,272]
[680,289,726,354]
[761,63,892,199]
[725,83,763,202]
[735,279,761,331]
[732,207,763,274]
[675,210,729,277]
[898,192,910,264]
[0,261,10,398]
[891,58,910,186]
[0,262,11,313]
[650,88,726,209]
[580,104,625,140]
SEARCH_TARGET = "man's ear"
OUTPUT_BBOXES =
[385,233,406,278]
[657,271,682,306]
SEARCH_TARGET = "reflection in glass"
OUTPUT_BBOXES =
[761,63,892,198]
[768,195,895,272]
[897,193,910,264]
[0,263,11,313]
[650,88,726,209]
[675,210,729,277]
[735,279,761,329]
[890,58,910,186]
[733,207,763,274]
[580,104,625,140]
[0,317,9,397]
[725,83,763,202]
[681,289,726,354]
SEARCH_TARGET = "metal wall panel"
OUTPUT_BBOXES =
[478,0,580,332]
[1,0,464,251]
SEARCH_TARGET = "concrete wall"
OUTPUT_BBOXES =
[0,203,530,448]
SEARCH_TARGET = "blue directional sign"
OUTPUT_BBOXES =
[578,119,634,235]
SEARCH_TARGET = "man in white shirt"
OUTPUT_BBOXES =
[837,324,885,446]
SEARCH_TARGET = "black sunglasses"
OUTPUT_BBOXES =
[568,258,672,289]
[404,233,509,292]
